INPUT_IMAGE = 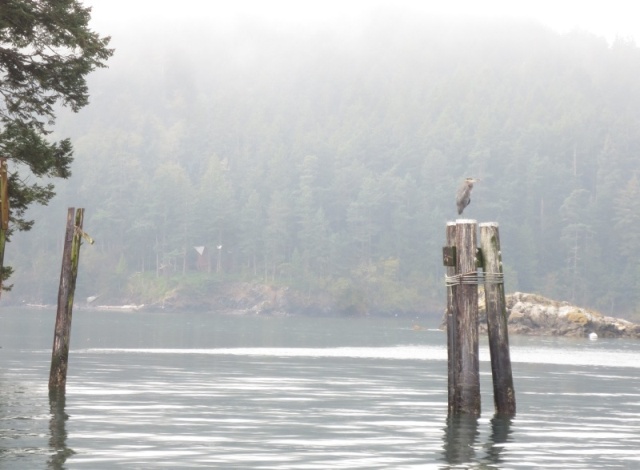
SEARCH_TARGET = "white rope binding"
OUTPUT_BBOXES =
[445,271,504,286]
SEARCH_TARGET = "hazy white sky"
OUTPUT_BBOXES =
[85,0,640,43]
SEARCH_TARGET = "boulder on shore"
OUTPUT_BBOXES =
[478,292,640,339]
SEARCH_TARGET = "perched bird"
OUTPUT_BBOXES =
[456,177,478,215]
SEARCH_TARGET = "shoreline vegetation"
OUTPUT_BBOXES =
[7,20,640,320]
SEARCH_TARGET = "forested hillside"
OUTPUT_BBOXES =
[6,14,640,318]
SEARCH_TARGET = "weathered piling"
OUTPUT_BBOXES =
[444,220,516,417]
[445,219,481,416]
[480,222,516,416]
[444,222,457,411]
[0,158,8,296]
[49,208,85,393]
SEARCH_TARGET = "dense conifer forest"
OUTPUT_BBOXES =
[6,14,640,318]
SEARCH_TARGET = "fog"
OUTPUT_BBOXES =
[5,0,640,319]
[85,0,640,43]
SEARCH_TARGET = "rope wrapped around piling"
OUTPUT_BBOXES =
[445,271,504,286]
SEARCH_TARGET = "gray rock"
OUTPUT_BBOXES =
[478,292,640,338]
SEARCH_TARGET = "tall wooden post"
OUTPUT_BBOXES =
[49,208,85,393]
[480,222,516,416]
[446,219,481,416]
[0,158,9,297]
[444,222,457,412]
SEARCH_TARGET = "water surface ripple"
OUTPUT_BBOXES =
[1,309,639,469]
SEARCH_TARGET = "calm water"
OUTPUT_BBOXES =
[1,308,639,469]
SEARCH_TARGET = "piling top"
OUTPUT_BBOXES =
[479,222,499,227]
[454,218,477,224]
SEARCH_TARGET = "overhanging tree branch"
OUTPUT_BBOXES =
[0,0,113,289]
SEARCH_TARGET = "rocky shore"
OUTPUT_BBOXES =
[479,292,640,339]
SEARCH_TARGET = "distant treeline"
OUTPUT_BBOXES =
[7,15,640,318]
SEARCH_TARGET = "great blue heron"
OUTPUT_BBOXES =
[456,177,478,215]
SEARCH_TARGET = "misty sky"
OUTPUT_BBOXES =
[84,0,639,43]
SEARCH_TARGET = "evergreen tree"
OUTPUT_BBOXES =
[265,190,293,281]
[194,156,235,274]
[238,190,265,276]
[148,163,192,275]
[0,0,112,283]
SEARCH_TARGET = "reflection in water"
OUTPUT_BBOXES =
[48,391,74,469]
[485,414,513,466]
[441,413,479,467]
[441,413,513,468]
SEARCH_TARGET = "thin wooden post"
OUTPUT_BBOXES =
[49,208,85,393]
[480,222,516,416]
[446,219,481,416]
[444,222,457,412]
[0,158,8,297]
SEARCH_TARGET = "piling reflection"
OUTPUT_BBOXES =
[441,413,479,467]
[484,414,513,466]
[47,391,75,469]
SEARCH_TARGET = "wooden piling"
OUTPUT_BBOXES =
[455,219,481,415]
[49,208,85,393]
[447,219,481,416]
[480,222,516,416]
[444,222,457,412]
[0,158,8,297]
